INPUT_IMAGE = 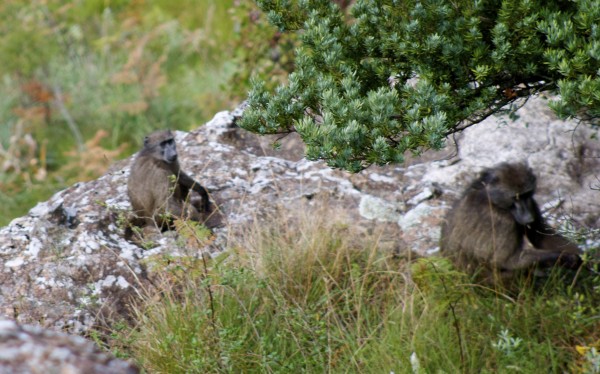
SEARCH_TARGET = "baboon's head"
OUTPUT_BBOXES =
[476,162,537,225]
[144,130,178,164]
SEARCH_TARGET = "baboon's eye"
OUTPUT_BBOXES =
[513,190,533,202]
[161,139,174,147]
[520,191,534,199]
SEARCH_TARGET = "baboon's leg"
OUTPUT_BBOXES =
[190,194,208,218]
[499,248,581,271]
[166,198,204,222]
[124,214,148,240]
[186,205,202,221]
[165,199,186,218]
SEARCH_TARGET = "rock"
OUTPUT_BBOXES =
[358,195,403,222]
[398,201,447,255]
[0,96,598,340]
[0,318,138,373]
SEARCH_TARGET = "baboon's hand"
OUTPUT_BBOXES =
[558,253,582,269]
[191,194,210,213]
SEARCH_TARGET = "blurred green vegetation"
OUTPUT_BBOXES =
[0,0,293,226]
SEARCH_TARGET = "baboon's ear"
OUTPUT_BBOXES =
[143,136,149,146]
[479,169,499,185]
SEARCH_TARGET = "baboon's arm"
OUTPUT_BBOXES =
[525,213,581,254]
[499,248,581,271]
[498,249,560,270]
[177,171,210,211]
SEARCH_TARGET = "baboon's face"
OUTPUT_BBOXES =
[509,191,536,225]
[144,130,178,164]
[160,137,178,164]
[481,163,537,225]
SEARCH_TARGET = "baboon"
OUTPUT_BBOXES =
[440,162,582,283]
[127,130,210,230]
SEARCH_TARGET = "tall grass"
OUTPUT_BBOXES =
[115,204,600,373]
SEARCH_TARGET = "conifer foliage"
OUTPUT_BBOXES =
[240,0,600,172]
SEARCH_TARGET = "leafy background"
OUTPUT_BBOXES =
[0,0,293,226]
